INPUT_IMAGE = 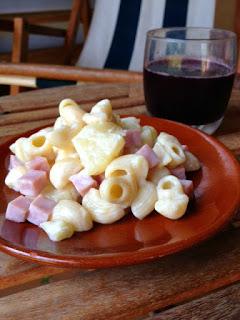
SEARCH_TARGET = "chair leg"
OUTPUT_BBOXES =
[11,17,29,95]
[81,0,91,40]
[64,0,83,65]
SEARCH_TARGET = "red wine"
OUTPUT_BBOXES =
[144,57,235,125]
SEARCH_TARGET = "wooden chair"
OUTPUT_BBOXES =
[0,0,91,94]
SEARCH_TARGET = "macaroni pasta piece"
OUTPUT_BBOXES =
[153,141,172,167]
[54,116,67,129]
[59,98,85,127]
[184,150,201,172]
[83,99,113,124]
[155,175,189,219]
[157,175,184,198]
[141,125,158,147]
[120,117,141,130]
[155,193,189,220]
[105,154,149,183]
[52,200,93,232]
[50,158,82,189]
[131,181,157,220]
[99,174,137,208]
[10,137,30,162]
[55,149,79,162]
[82,188,125,224]
[23,132,55,162]
[42,183,79,202]
[40,220,75,241]
[147,165,170,186]
[47,127,74,150]
[156,132,186,168]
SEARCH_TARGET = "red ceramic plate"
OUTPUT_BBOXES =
[0,115,239,268]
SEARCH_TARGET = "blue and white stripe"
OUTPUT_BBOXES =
[78,0,216,71]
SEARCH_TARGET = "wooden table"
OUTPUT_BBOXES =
[0,82,239,320]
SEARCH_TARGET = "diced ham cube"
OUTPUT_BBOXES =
[28,195,56,226]
[26,157,50,173]
[124,129,142,148]
[19,170,48,197]
[6,196,32,223]
[69,171,98,197]
[136,144,160,168]
[8,155,23,170]
[94,173,105,185]
[170,165,186,180]
[180,179,194,197]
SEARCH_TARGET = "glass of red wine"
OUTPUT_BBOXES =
[144,28,237,134]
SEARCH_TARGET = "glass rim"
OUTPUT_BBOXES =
[147,27,236,42]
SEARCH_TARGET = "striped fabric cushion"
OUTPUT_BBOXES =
[78,0,216,71]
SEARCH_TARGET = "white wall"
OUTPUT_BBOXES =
[0,0,84,52]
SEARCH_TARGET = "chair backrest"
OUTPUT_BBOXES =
[78,0,216,71]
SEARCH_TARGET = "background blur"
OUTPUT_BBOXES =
[0,0,237,65]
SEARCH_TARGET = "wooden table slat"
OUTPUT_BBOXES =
[0,83,130,113]
[154,281,240,320]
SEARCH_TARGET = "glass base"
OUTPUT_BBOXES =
[191,117,224,134]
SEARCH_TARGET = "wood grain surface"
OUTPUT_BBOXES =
[152,282,240,320]
[0,81,239,320]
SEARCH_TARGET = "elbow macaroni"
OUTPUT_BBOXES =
[6,97,201,241]
[40,220,74,241]
[131,181,157,220]
[141,125,158,147]
[120,117,141,130]
[52,200,93,232]
[42,183,79,202]
[99,174,137,208]
[105,154,149,183]
[59,98,85,127]
[155,175,189,220]
[83,99,113,124]
[184,150,201,172]
[147,165,170,186]
[156,133,186,168]
[82,188,126,224]
[50,158,82,189]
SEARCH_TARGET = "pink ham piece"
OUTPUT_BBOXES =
[170,165,186,180]
[26,157,50,173]
[136,144,160,168]
[180,179,194,197]
[28,195,56,226]
[124,129,142,149]
[69,171,98,197]
[8,155,22,170]
[19,170,48,197]
[94,173,105,185]
[5,195,32,223]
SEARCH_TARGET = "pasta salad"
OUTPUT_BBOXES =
[5,98,201,241]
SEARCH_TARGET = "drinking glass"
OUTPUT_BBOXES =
[143,28,237,134]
